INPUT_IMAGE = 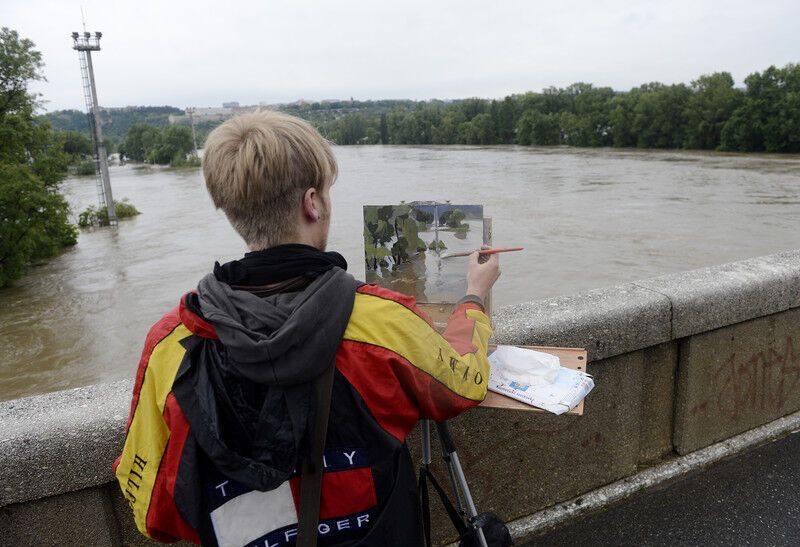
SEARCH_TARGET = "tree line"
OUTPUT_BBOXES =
[44,105,181,140]
[44,62,800,156]
[312,65,799,152]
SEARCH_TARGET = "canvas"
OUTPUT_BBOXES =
[363,202,484,304]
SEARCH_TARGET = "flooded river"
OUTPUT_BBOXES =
[1,146,799,401]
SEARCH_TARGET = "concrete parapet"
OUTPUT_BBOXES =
[635,250,800,339]
[0,486,119,546]
[492,283,671,361]
[493,250,800,362]
[0,380,131,507]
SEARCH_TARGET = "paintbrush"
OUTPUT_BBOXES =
[440,247,524,259]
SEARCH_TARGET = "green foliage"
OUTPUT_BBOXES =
[78,199,141,228]
[364,205,429,270]
[43,109,88,133]
[683,72,743,150]
[458,113,495,145]
[720,64,800,152]
[61,130,93,157]
[439,208,467,229]
[0,164,78,287]
[431,111,466,144]
[171,153,201,168]
[0,28,77,288]
[516,110,561,145]
[74,159,96,175]
[325,114,367,144]
[42,106,182,140]
[121,123,194,166]
[631,83,692,148]
[411,207,433,224]
[364,206,396,270]
[122,122,162,162]
[0,27,43,118]
[159,125,194,163]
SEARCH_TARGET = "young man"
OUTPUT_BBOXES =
[114,111,500,546]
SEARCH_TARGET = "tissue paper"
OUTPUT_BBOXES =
[488,345,594,415]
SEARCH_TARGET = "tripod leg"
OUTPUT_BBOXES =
[445,452,467,515]
[436,423,466,514]
[436,422,489,547]
[422,419,432,466]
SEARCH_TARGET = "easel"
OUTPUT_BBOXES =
[416,217,495,547]
[363,207,587,545]
[416,218,588,546]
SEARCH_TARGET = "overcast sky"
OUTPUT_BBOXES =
[4,0,799,112]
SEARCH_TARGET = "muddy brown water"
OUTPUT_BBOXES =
[1,146,798,401]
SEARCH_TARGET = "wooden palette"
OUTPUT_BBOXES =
[479,345,589,415]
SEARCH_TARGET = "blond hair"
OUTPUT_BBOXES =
[202,110,337,249]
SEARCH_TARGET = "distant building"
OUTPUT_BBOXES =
[167,105,263,125]
[222,101,240,108]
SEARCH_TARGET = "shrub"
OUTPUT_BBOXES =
[170,153,201,168]
[78,199,141,227]
[74,160,96,176]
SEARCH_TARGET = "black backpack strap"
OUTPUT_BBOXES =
[419,465,469,547]
[419,467,432,547]
[296,360,336,547]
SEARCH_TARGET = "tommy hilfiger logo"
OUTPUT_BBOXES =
[208,446,377,547]
[246,512,374,547]
[124,453,148,507]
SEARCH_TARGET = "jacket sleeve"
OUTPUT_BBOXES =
[428,299,493,419]
[113,307,201,544]
[339,285,492,434]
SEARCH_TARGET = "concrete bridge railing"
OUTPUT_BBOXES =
[2,250,799,545]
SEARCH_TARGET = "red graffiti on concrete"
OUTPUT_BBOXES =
[714,336,800,419]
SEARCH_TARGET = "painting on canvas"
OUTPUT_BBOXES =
[363,202,484,303]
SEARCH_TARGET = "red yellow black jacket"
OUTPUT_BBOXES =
[114,267,492,546]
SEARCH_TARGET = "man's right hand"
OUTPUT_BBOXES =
[466,248,501,303]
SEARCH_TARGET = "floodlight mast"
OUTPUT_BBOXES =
[72,31,117,225]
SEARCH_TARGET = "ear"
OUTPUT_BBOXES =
[301,187,320,222]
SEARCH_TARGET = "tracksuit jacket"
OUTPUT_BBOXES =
[114,267,492,546]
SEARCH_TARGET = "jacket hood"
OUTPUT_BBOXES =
[196,267,360,386]
[172,267,362,491]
